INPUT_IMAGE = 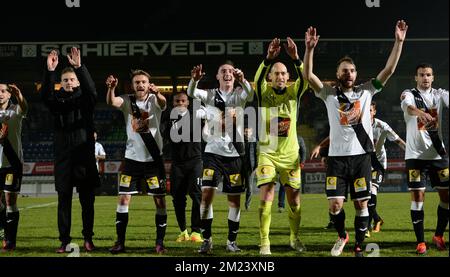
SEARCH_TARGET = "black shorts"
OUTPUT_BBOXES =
[202,153,244,194]
[406,158,449,190]
[326,153,371,201]
[170,159,202,196]
[118,159,166,196]
[0,168,22,193]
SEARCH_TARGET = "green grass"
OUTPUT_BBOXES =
[2,192,448,257]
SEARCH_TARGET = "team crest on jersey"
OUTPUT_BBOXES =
[146,176,160,190]
[203,169,214,181]
[119,174,131,187]
[326,177,337,190]
[353,177,367,192]
[339,100,361,126]
[5,174,14,186]
[229,174,242,186]
[438,168,449,182]
[409,169,421,182]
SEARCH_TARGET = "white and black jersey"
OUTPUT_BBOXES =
[0,104,25,168]
[401,87,449,160]
[187,79,254,157]
[119,93,166,162]
[94,141,106,170]
[372,118,400,169]
[315,81,381,157]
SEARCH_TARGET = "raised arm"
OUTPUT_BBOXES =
[68,47,97,100]
[187,64,208,102]
[395,138,406,151]
[9,84,28,115]
[376,20,408,86]
[149,83,166,110]
[41,50,58,104]
[303,27,323,92]
[233,68,254,102]
[284,37,308,99]
[105,75,123,108]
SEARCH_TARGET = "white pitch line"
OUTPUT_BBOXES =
[19,201,58,211]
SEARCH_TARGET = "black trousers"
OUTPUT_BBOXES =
[57,187,95,243]
[170,161,202,233]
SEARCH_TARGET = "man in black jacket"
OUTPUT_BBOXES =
[42,47,100,253]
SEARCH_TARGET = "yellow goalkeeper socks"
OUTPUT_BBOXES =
[288,204,301,242]
[259,200,272,246]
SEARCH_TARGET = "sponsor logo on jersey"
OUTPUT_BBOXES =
[339,100,361,126]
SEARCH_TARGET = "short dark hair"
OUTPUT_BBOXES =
[173,90,188,98]
[337,56,356,71]
[61,67,75,76]
[218,60,235,73]
[415,63,434,75]
[130,69,151,81]
[371,101,376,108]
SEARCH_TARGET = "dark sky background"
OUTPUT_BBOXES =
[1,0,448,41]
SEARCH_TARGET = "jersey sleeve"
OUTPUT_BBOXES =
[292,60,309,100]
[400,90,415,112]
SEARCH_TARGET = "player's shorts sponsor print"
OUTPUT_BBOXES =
[146,176,160,190]
[257,165,275,180]
[5,173,14,186]
[120,174,131,187]
[229,174,242,186]
[353,177,367,193]
[203,169,214,181]
[438,168,449,182]
[409,169,421,182]
[326,176,337,190]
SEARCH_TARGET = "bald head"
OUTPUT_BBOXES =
[270,62,289,90]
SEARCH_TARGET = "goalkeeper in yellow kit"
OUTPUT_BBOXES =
[254,37,309,255]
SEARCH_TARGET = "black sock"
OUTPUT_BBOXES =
[228,219,240,242]
[115,212,128,244]
[436,205,449,237]
[201,218,213,240]
[411,210,425,243]
[329,213,334,224]
[354,215,369,247]
[0,206,5,232]
[155,214,167,245]
[5,211,19,244]
[368,194,380,227]
[331,209,346,238]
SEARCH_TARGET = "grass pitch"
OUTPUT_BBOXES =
[1,192,448,257]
